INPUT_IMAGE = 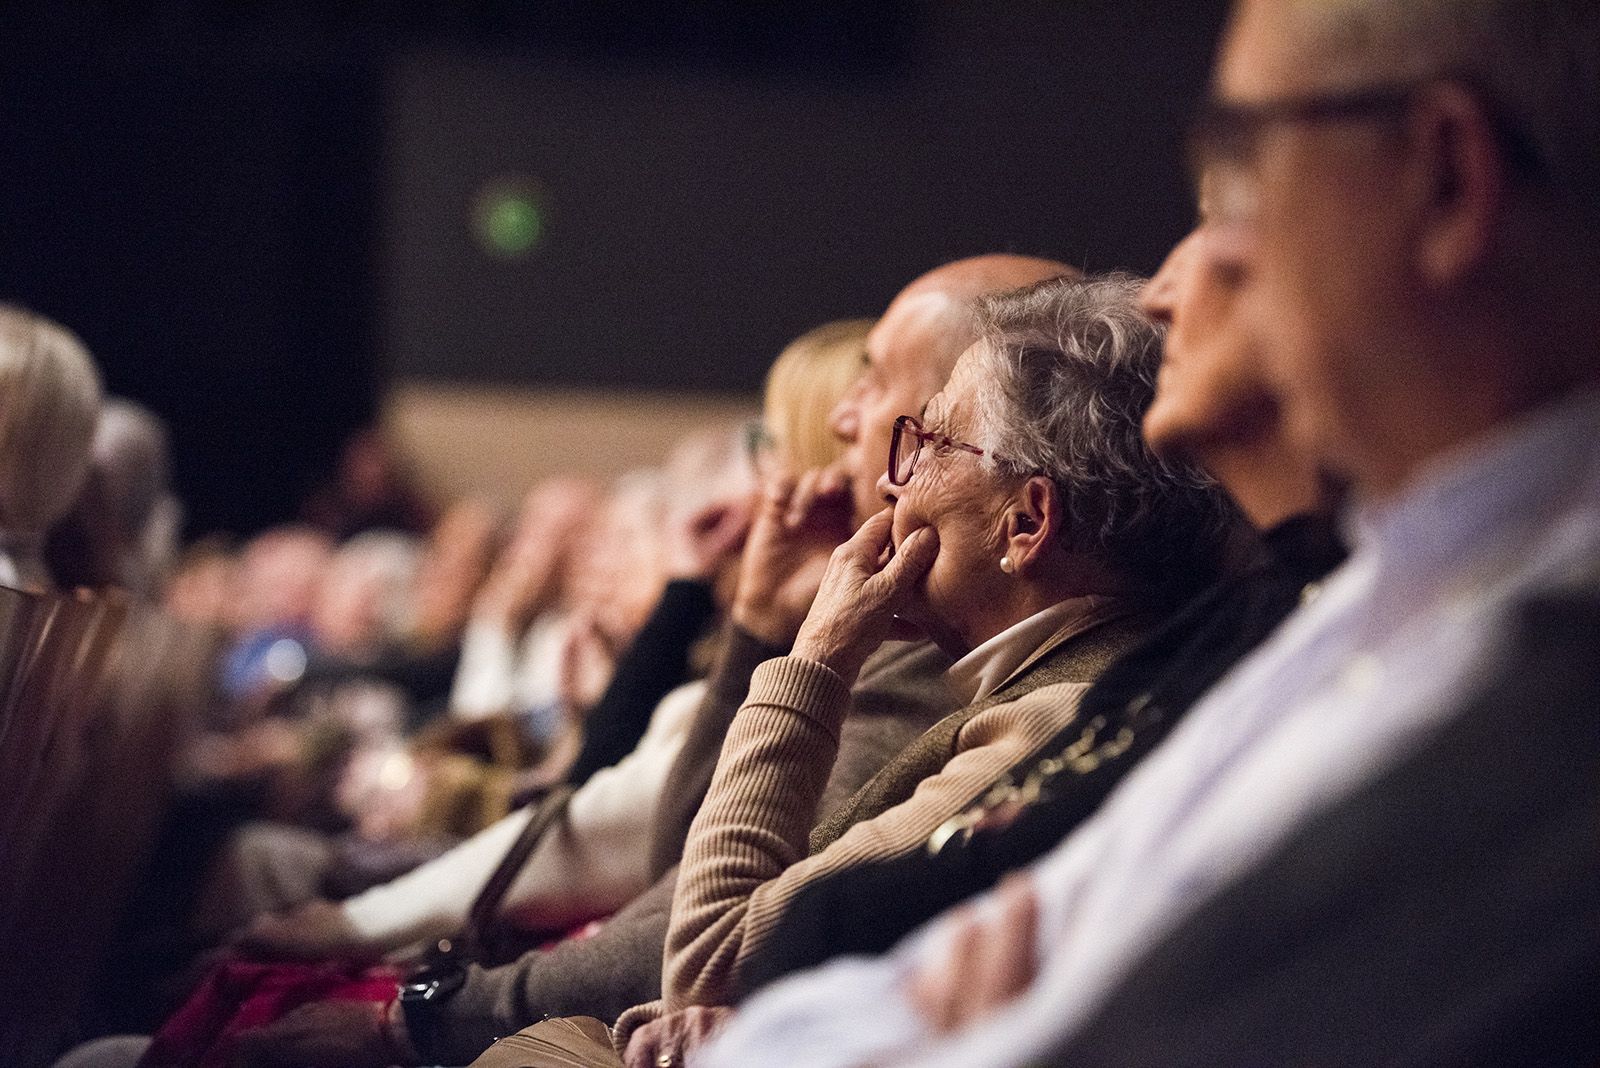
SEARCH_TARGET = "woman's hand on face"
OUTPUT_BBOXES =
[622,1005,735,1068]
[790,507,938,686]
[730,466,856,647]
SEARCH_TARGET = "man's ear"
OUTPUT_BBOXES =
[1004,476,1058,574]
[1412,83,1507,287]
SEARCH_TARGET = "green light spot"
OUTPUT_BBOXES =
[484,194,543,255]
[473,180,548,259]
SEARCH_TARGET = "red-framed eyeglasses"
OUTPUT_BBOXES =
[887,414,985,486]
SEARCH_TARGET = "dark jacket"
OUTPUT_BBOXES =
[1049,585,1600,1067]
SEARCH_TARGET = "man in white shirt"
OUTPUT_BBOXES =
[702,1,1600,1065]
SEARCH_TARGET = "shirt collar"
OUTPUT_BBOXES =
[946,595,1113,704]
[1342,387,1600,584]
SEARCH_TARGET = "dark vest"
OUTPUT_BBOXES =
[808,605,1152,854]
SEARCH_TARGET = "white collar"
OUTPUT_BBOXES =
[946,595,1113,704]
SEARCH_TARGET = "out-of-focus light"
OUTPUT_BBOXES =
[473,177,547,259]
[377,750,415,791]
[264,638,307,684]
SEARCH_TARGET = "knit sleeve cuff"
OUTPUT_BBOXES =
[745,655,852,735]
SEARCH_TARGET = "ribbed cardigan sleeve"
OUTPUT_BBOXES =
[647,623,790,880]
[660,659,1091,1011]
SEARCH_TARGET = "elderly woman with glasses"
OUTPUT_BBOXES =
[605,274,1236,1068]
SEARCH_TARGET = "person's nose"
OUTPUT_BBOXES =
[1141,271,1176,326]
[1142,236,1193,325]
[875,469,898,504]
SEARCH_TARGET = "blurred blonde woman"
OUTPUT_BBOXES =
[751,318,873,478]
[0,305,103,591]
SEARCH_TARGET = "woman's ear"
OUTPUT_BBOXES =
[1004,476,1057,574]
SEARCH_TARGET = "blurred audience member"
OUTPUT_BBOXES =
[753,318,876,479]
[0,303,103,591]
[46,398,183,597]
[301,425,436,540]
[162,537,239,630]
[217,526,335,706]
[449,478,599,730]
[407,497,501,656]
[308,531,423,666]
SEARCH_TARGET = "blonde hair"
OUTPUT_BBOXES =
[0,305,103,534]
[762,318,873,474]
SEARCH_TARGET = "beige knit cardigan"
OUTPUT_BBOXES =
[612,600,1141,1043]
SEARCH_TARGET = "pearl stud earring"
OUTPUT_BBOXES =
[1000,556,1014,574]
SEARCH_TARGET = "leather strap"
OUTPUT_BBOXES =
[450,783,576,962]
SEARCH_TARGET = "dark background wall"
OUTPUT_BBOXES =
[0,0,1229,536]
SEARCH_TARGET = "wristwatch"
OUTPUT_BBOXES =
[397,961,468,1061]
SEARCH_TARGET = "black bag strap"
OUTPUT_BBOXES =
[430,783,576,965]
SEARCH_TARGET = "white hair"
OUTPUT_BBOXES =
[0,305,103,536]
[969,274,1235,597]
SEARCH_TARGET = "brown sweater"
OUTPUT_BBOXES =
[614,601,1142,1042]
[649,626,955,879]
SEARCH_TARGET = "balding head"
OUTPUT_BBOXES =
[831,254,1077,520]
[882,255,1084,386]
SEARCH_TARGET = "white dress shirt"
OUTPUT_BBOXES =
[703,388,1600,1068]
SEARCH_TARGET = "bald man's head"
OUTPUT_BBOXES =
[887,254,1083,385]
[829,253,1077,520]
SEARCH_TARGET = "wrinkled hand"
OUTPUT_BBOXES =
[231,999,395,1068]
[908,874,1039,1034]
[731,466,857,647]
[790,508,938,686]
[231,900,376,963]
[665,496,754,581]
[623,1005,736,1068]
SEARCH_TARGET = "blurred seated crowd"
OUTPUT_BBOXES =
[6,1,1598,1066]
